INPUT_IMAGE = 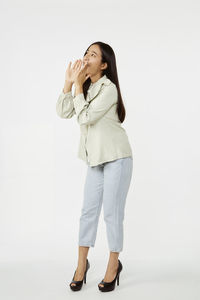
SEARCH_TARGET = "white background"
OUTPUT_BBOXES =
[0,0,200,299]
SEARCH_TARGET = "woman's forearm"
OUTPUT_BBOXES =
[63,81,73,94]
[74,84,83,96]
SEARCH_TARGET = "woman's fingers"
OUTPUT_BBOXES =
[81,62,88,71]
[77,60,82,69]
[68,61,72,68]
[72,59,79,69]
[77,63,88,76]
[73,60,78,69]
[71,59,86,75]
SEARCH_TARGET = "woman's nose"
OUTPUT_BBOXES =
[83,58,89,64]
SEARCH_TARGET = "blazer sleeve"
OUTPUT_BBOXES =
[73,84,118,126]
[56,90,76,119]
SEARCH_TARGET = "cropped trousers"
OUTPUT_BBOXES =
[78,156,133,252]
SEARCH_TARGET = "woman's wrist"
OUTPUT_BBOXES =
[74,83,83,96]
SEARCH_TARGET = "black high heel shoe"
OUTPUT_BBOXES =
[69,258,90,291]
[98,259,123,292]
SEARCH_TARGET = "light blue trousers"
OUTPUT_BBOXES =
[78,156,133,252]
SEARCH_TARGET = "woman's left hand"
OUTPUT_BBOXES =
[74,59,90,86]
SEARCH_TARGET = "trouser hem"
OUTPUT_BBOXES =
[78,243,95,247]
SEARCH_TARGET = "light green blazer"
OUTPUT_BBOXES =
[56,74,133,166]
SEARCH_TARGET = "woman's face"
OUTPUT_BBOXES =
[83,44,107,77]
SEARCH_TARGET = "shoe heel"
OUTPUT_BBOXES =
[117,273,120,286]
[84,259,89,284]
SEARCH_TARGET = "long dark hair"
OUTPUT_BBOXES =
[82,41,126,123]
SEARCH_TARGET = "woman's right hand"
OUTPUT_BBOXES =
[65,59,84,84]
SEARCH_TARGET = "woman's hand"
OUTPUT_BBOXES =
[65,59,90,85]
[74,59,90,87]
[64,59,81,84]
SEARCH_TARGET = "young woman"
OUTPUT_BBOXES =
[56,41,133,292]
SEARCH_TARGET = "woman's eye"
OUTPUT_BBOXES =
[85,52,95,57]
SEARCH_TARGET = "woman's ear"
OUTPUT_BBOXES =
[101,62,108,70]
